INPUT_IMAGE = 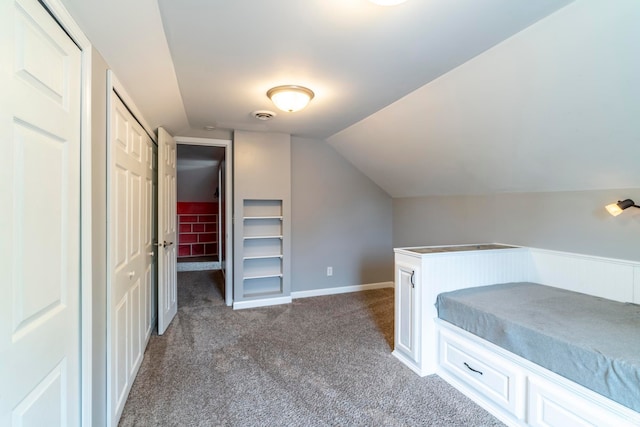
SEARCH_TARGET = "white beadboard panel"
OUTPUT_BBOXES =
[422,249,531,295]
[408,247,531,377]
[529,248,637,303]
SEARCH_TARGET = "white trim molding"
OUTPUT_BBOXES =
[175,135,234,307]
[232,282,394,310]
[291,281,394,300]
[233,296,293,310]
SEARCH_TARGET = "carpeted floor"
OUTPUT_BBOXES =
[119,271,504,426]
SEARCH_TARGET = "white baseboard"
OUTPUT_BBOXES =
[177,260,220,272]
[291,281,394,300]
[233,296,292,310]
[231,282,394,309]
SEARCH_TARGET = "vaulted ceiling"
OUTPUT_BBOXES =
[60,0,640,197]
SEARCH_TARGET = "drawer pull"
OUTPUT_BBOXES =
[464,362,483,375]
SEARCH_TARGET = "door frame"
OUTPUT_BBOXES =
[38,0,93,425]
[175,136,233,306]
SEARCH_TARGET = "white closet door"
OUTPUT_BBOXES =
[107,92,153,426]
[157,127,178,335]
[0,0,82,425]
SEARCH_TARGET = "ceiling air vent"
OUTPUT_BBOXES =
[252,110,276,121]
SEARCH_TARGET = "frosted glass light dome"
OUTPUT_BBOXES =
[266,85,315,113]
[369,0,408,5]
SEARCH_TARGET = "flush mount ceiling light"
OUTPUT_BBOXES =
[368,0,408,5]
[605,199,640,216]
[266,85,315,113]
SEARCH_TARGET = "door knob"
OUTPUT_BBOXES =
[148,251,155,256]
[128,271,135,279]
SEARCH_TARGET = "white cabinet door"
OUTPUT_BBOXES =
[157,127,177,335]
[395,261,420,364]
[0,0,82,424]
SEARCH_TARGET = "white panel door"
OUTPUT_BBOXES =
[157,127,178,335]
[0,0,82,425]
[107,92,154,426]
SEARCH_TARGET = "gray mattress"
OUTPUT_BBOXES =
[435,282,640,412]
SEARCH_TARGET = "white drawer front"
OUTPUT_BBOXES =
[527,376,637,427]
[439,329,521,415]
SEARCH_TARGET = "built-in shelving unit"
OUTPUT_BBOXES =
[240,200,284,299]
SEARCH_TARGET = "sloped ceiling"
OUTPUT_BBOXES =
[56,0,640,198]
[157,0,572,138]
[329,0,640,197]
[61,0,571,140]
[60,0,189,135]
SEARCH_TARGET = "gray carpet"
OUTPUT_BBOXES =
[119,271,504,426]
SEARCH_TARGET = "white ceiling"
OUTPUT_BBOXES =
[61,0,571,138]
[328,0,640,197]
[59,0,640,198]
[60,0,189,134]
[160,0,575,138]
[177,144,225,170]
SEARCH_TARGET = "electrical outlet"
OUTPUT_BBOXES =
[326,266,333,276]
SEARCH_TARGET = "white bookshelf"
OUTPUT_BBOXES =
[241,200,284,298]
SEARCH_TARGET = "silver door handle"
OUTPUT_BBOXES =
[148,251,155,256]
[410,271,415,288]
[128,271,135,279]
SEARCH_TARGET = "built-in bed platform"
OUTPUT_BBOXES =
[436,282,640,413]
[393,244,640,426]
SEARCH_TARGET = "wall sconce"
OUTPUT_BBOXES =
[267,85,315,113]
[605,199,640,216]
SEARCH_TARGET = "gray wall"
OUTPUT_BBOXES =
[394,189,640,262]
[234,131,291,198]
[291,137,393,291]
[233,131,292,299]
[90,47,108,426]
[176,161,218,202]
[176,165,217,201]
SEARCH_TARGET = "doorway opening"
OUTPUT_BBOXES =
[176,144,224,269]
[175,137,233,306]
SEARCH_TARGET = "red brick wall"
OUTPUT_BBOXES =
[177,202,218,258]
